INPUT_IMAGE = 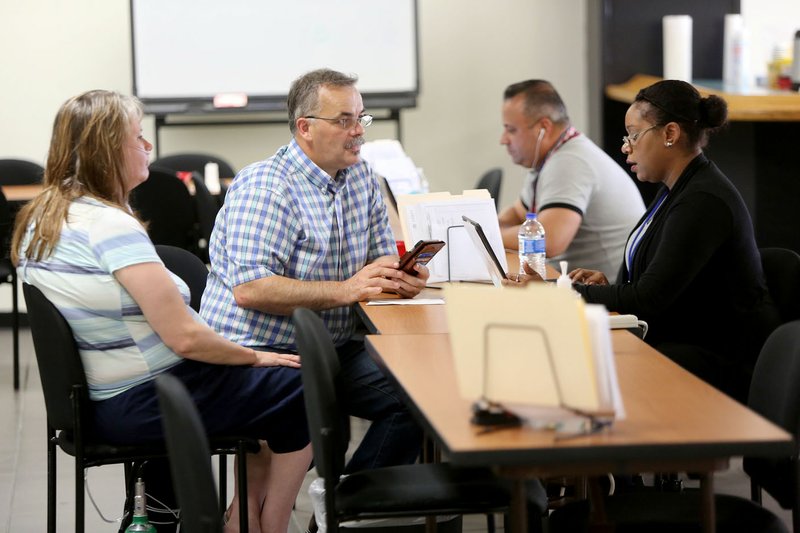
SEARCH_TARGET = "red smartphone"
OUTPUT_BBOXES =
[397,239,446,274]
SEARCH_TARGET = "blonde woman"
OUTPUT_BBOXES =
[13,90,311,533]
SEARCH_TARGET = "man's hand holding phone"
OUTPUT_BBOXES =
[383,239,442,297]
[397,240,446,275]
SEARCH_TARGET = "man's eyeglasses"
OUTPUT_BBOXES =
[622,125,658,148]
[304,114,373,130]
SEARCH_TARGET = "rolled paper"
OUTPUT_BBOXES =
[663,15,693,82]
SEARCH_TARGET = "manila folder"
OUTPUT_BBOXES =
[444,284,600,412]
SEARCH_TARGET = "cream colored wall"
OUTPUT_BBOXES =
[0,0,588,212]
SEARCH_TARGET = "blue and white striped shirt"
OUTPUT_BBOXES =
[200,139,395,349]
[18,197,187,400]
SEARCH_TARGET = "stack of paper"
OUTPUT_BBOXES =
[397,190,507,283]
[444,283,624,420]
[360,139,425,195]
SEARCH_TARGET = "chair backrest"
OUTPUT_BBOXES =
[190,173,221,261]
[749,319,800,440]
[476,168,502,210]
[130,167,199,252]
[0,188,12,259]
[292,308,348,484]
[156,373,221,533]
[153,153,236,180]
[22,283,88,432]
[745,319,800,509]
[0,158,44,185]
[155,244,209,312]
[760,247,800,323]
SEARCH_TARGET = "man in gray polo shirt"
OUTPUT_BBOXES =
[498,79,644,281]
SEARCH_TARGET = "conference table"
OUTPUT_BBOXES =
[357,278,793,533]
[1,183,43,202]
[0,173,227,204]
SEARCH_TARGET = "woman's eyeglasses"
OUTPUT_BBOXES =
[622,125,658,148]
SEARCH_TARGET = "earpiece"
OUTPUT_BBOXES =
[537,128,545,142]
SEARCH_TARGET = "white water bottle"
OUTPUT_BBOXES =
[791,29,800,91]
[518,212,546,279]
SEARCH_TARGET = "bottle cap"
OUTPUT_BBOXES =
[526,212,537,220]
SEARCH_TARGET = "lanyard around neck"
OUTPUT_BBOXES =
[626,189,669,282]
[530,126,580,213]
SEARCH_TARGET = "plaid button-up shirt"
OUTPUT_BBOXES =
[200,139,395,349]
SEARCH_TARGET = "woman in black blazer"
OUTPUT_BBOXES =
[568,79,780,400]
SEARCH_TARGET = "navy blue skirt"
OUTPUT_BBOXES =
[91,359,308,454]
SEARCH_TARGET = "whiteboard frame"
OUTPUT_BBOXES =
[129,0,420,114]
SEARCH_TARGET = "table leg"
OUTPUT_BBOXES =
[510,479,528,533]
[700,473,716,533]
[577,475,588,500]
[425,515,436,533]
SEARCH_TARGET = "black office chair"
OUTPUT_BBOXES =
[0,158,44,185]
[152,152,236,181]
[190,173,221,263]
[476,167,503,211]
[130,166,200,255]
[156,373,222,533]
[745,319,800,533]
[759,247,800,323]
[0,189,20,390]
[23,282,165,533]
[23,282,257,533]
[292,307,534,533]
[548,322,800,533]
[152,244,254,530]
[0,158,43,390]
[155,244,209,312]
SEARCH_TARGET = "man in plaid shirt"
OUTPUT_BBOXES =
[201,69,428,472]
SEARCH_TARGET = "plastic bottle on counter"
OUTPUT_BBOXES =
[518,212,546,279]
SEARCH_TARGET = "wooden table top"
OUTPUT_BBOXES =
[606,74,800,122]
[1,184,43,202]
[357,258,558,335]
[365,332,792,476]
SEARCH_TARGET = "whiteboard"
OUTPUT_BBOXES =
[130,0,418,108]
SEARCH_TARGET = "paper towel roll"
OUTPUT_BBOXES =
[663,15,693,82]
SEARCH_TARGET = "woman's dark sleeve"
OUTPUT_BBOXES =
[575,191,733,315]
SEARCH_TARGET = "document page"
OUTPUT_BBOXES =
[398,191,506,283]
[584,305,625,419]
[360,140,423,195]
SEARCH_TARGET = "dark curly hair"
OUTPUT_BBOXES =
[634,80,728,149]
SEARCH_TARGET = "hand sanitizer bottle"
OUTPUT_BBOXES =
[556,261,572,290]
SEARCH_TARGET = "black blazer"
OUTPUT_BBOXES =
[577,154,779,366]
